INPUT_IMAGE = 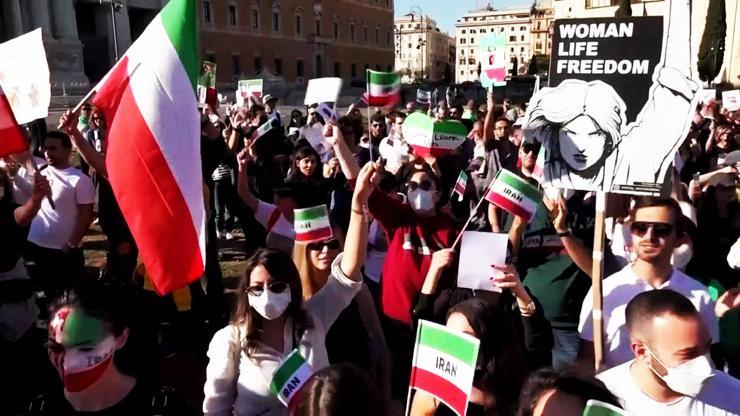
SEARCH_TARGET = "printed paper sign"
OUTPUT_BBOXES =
[0,29,51,124]
[457,231,507,292]
[237,79,263,106]
[478,33,507,88]
[523,5,699,196]
[402,112,467,157]
[723,90,740,112]
[304,77,342,105]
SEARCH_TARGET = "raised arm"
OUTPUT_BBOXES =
[235,149,259,212]
[548,196,594,277]
[339,162,374,281]
[482,87,496,145]
[58,110,108,179]
[326,123,360,180]
[13,173,49,226]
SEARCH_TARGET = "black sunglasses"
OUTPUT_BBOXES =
[630,221,675,238]
[247,281,290,296]
[307,239,341,251]
[407,180,433,192]
[521,143,541,154]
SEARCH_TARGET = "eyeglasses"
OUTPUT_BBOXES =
[407,179,433,192]
[247,281,290,296]
[521,143,541,154]
[371,123,383,128]
[307,239,341,251]
[630,221,675,238]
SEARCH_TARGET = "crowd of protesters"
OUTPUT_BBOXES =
[1,85,739,416]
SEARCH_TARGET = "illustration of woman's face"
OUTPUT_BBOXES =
[558,115,607,172]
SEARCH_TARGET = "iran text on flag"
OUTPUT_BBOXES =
[92,0,205,295]
[270,349,314,408]
[294,205,333,243]
[485,169,542,223]
[364,69,400,107]
[452,170,469,202]
[409,320,480,416]
[0,85,28,157]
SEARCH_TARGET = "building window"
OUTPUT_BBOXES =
[386,31,391,46]
[364,26,368,42]
[295,15,302,34]
[275,58,283,75]
[480,29,486,33]
[251,8,259,30]
[460,38,466,44]
[469,48,473,54]
[461,29,466,34]
[350,24,355,41]
[315,18,321,36]
[351,63,357,77]
[297,59,304,77]
[254,56,263,73]
[470,29,476,34]
[334,62,341,77]
[520,25,526,31]
[470,38,474,44]
[334,21,339,38]
[202,1,211,23]
[231,55,240,77]
[509,35,516,41]
[375,28,379,44]
[273,12,280,32]
[315,55,323,77]
[228,5,237,26]
[520,35,525,41]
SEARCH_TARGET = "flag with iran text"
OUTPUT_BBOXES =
[582,399,629,416]
[270,349,314,408]
[364,69,400,107]
[409,320,480,416]
[0,85,28,157]
[485,169,542,223]
[453,170,469,202]
[294,205,333,243]
[92,0,205,295]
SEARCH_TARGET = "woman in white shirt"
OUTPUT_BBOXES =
[203,162,378,416]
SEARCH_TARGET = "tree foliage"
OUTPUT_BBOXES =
[697,0,727,82]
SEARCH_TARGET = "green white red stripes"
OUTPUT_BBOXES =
[453,170,469,202]
[0,85,28,157]
[410,320,480,416]
[485,169,542,222]
[365,69,400,106]
[270,350,314,407]
[92,0,204,295]
[294,205,332,243]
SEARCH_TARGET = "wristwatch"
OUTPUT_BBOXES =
[519,301,536,317]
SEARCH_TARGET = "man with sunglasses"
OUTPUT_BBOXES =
[578,197,719,372]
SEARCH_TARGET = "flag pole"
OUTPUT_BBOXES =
[450,192,488,250]
[591,191,606,372]
[11,148,55,209]
[69,62,142,115]
[365,70,373,162]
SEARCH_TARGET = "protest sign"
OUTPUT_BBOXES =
[236,79,263,106]
[457,232,507,292]
[409,320,480,416]
[294,205,333,243]
[304,77,342,106]
[315,102,337,124]
[302,124,333,162]
[485,169,542,222]
[197,61,217,106]
[723,89,740,112]
[698,88,716,104]
[402,112,467,157]
[523,2,700,195]
[0,29,50,124]
[270,349,313,407]
[478,33,507,88]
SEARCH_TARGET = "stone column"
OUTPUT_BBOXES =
[50,0,79,40]
[27,0,52,36]
[1,0,24,38]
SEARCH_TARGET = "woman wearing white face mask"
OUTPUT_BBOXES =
[202,163,375,416]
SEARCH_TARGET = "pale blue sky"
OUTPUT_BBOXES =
[394,0,534,34]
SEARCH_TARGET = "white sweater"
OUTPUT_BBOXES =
[203,254,362,416]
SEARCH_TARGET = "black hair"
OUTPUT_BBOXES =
[289,145,324,183]
[293,364,387,416]
[517,369,622,416]
[630,196,685,235]
[370,112,386,125]
[45,131,72,149]
[625,289,699,335]
[494,117,511,126]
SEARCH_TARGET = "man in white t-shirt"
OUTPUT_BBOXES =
[25,131,95,300]
[597,289,740,416]
[578,197,719,371]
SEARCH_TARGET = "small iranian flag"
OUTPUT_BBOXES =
[452,170,469,202]
[409,320,480,416]
[485,169,542,222]
[294,205,333,243]
[270,349,314,408]
[582,400,629,416]
[250,118,276,143]
[236,79,263,106]
[365,69,400,107]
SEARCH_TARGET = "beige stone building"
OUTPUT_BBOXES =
[394,15,454,83]
[200,0,395,86]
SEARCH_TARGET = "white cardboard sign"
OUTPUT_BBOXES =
[457,231,508,292]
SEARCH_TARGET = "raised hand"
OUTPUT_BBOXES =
[30,173,51,204]
[236,148,250,172]
[430,248,456,273]
[58,109,79,133]
[353,162,377,206]
[716,288,740,318]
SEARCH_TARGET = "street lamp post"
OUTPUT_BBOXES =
[100,0,123,62]
[408,5,425,82]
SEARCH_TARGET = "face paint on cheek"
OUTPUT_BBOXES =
[62,336,117,392]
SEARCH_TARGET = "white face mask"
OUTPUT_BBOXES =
[646,346,715,397]
[671,243,693,271]
[248,289,291,320]
[408,189,435,214]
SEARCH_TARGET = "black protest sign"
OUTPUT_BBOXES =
[549,17,663,123]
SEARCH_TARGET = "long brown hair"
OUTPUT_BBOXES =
[292,223,345,300]
[233,249,313,356]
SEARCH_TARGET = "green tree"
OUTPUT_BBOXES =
[697,0,726,82]
[614,0,632,17]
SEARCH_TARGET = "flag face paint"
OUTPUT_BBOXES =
[49,307,117,392]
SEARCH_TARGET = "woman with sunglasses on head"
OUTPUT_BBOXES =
[203,162,377,416]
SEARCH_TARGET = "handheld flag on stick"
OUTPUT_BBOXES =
[452,170,469,202]
[270,349,314,408]
[364,69,400,107]
[0,85,29,158]
[408,320,480,416]
[236,79,263,106]
[294,205,333,243]
[249,118,277,147]
[197,61,217,106]
[485,169,542,223]
[315,102,337,124]
[582,400,629,416]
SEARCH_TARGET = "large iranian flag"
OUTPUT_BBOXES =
[0,85,28,157]
[92,0,205,295]
[409,320,480,416]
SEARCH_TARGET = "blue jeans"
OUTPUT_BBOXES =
[552,328,581,370]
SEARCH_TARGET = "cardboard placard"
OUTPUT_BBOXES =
[457,231,507,292]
